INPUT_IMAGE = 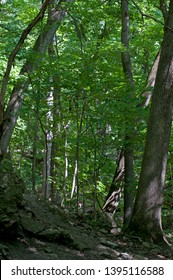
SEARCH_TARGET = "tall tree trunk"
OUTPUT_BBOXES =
[71,92,86,212]
[41,127,50,199]
[121,0,135,227]
[103,31,162,226]
[124,135,134,227]
[127,0,173,244]
[50,84,61,202]
[102,54,161,228]
[62,130,69,207]
[32,105,39,192]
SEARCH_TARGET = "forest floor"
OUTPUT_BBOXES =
[0,193,173,260]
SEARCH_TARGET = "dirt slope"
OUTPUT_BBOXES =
[0,193,172,260]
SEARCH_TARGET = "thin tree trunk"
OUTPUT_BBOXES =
[49,77,61,202]
[40,125,49,199]
[46,4,62,202]
[121,0,135,227]
[123,135,134,227]
[93,136,98,220]
[62,132,68,207]
[50,137,57,202]
[32,106,39,192]
[71,107,80,210]
[71,93,86,212]
[103,150,124,203]
[42,136,48,198]
[102,151,124,227]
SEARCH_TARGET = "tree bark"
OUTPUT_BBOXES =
[159,0,168,21]
[0,2,74,159]
[103,49,161,225]
[49,76,61,202]
[103,1,167,227]
[32,104,39,192]
[121,0,135,227]
[142,51,160,107]
[127,0,173,244]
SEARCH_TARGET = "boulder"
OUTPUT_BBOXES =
[19,215,45,235]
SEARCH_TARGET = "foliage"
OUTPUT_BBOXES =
[0,0,172,229]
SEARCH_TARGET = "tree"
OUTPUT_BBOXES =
[120,0,135,228]
[0,0,74,160]
[2,0,173,241]
[127,0,173,244]
[0,0,75,237]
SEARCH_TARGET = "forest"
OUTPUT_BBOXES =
[0,0,173,260]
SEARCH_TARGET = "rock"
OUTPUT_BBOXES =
[134,254,148,260]
[0,244,9,259]
[44,247,52,253]
[143,242,152,248]
[20,216,45,234]
[100,229,109,234]
[39,228,89,251]
[100,240,119,249]
[0,214,19,239]
[120,252,133,260]
[150,248,161,254]
[39,228,74,243]
[0,159,25,239]
[110,227,121,235]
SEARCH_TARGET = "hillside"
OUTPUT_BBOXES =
[0,193,172,260]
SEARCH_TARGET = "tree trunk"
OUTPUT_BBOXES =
[127,0,173,244]
[0,0,75,238]
[142,50,160,107]
[121,0,135,227]
[103,50,161,225]
[0,1,74,159]
[103,1,166,228]
[124,135,134,227]
[41,127,50,199]
[62,132,68,207]
[32,105,39,192]
[102,150,124,227]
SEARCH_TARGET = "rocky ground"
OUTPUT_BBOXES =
[0,193,173,260]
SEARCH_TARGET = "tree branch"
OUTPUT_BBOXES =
[0,0,52,106]
[0,23,11,31]
[130,0,170,29]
